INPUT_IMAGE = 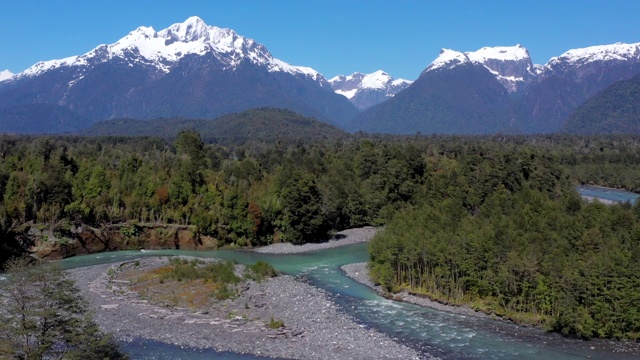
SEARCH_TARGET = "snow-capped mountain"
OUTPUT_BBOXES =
[329,70,412,109]
[0,17,356,131]
[18,16,325,85]
[544,42,640,79]
[0,70,13,82]
[425,45,540,93]
[354,41,640,134]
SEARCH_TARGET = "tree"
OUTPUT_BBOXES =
[0,258,127,360]
[281,172,330,243]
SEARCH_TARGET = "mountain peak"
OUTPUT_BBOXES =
[0,69,14,82]
[361,70,391,89]
[426,49,470,72]
[15,16,326,83]
[466,45,531,62]
[425,45,538,92]
[160,16,213,42]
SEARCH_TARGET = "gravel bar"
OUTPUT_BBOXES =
[253,227,378,254]
[68,257,424,360]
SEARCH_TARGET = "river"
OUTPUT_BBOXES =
[62,246,638,359]
[58,186,639,359]
[577,185,639,204]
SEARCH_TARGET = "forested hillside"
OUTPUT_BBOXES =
[79,108,345,144]
[562,74,640,134]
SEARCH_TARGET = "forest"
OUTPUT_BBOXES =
[1,131,640,339]
[368,135,640,340]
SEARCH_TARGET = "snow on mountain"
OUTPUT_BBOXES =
[425,49,471,72]
[16,16,325,84]
[426,45,539,92]
[546,42,640,69]
[466,45,531,62]
[425,43,640,93]
[329,70,412,109]
[0,69,14,82]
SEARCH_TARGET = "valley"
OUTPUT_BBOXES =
[2,8,640,360]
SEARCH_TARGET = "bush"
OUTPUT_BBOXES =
[245,261,278,281]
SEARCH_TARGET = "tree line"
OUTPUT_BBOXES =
[0,132,426,256]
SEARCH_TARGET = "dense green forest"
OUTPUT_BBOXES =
[368,136,640,340]
[0,132,427,255]
[2,131,640,340]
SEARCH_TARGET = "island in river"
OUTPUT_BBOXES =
[66,228,424,360]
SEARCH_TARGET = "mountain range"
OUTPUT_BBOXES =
[350,42,640,134]
[1,16,639,136]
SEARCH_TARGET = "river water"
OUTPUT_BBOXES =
[577,185,639,204]
[62,245,638,359]
[59,186,640,359]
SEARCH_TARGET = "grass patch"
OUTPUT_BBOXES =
[267,316,285,329]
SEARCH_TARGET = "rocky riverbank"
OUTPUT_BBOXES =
[68,257,424,360]
[341,262,490,319]
[254,227,378,254]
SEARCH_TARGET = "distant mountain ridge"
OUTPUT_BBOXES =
[328,70,412,109]
[78,108,345,144]
[0,16,357,131]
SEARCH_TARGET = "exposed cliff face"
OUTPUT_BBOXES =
[425,45,540,93]
[8,223,218,262]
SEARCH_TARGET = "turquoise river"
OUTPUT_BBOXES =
[58,186,639,359]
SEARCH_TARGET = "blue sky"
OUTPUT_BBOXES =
[1,0,639,80]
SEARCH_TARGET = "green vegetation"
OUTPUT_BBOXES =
[245,261,278,281]
[368,139,640,340]
[0,132,427,255]
[268,316,285,329]
[3,131,640,340]
[159,258,277,300]
[0,258,127,359]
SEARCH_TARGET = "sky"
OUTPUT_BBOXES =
[1,0,640,81]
